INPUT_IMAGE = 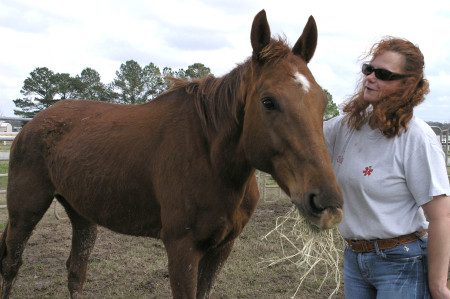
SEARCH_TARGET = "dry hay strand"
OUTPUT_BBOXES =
[259,206,345,299]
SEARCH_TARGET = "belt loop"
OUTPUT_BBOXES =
[374,241,386,257]
[415,230,427,242]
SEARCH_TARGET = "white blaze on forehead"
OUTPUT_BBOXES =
[294,72,310,93]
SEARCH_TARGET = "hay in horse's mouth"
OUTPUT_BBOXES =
[259,206,344,298]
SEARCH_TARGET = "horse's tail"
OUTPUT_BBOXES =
[0,222,8,274]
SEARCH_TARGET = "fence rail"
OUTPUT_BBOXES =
[0,117,32,122]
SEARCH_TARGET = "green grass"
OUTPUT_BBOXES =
[0,161,7,190]
[0,142,11,191]
[0,142,12,152]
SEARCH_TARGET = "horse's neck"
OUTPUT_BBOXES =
[207,119,254,191]
[204,63,254,188]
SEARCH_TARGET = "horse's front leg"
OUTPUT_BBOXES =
[164,237,202,299]
[196,240,235,299]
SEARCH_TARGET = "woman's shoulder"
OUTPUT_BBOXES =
[324,115,345,128]
[326,115,345,122]
[406,117,435,135]
[324,115,347,136]
[404,116,440,145]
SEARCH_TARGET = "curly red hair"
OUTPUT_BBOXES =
[342,37,430,137]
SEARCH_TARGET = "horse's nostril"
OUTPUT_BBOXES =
[308,192,324,214]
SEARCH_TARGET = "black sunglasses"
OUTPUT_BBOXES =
[362,63,410,81]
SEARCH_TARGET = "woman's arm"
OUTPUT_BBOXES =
[422,195,450,299]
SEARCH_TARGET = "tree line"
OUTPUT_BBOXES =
[13,61,211,118]
[12,60,340,119]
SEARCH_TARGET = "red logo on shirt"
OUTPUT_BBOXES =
[363,166,373,176]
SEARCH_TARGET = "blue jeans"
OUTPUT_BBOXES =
[344,234,430,299]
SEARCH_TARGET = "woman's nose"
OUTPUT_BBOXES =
[365,72,377,81]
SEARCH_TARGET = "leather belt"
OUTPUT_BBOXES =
[345,230,427,253]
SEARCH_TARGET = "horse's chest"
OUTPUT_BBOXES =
[194,212,246,250]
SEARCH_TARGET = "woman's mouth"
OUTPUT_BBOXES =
[365,86,375,91]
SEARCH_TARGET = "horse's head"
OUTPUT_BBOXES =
[241,10,343,229]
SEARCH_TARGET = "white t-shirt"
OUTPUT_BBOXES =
[324,115,450,240]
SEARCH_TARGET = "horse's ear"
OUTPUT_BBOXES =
[250,10,271,59]
[292,16,317,63]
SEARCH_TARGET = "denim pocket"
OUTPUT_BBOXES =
[378,240,424,263]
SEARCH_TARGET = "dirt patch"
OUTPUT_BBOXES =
[0,199,344,298]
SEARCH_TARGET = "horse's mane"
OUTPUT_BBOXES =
[168,37,291,136]
[168,61,249,136]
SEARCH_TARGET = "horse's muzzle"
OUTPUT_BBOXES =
[292,190,343,229]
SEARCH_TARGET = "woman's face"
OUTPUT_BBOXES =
[363,51,406,104]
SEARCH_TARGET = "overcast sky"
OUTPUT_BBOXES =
[1,0,449,122]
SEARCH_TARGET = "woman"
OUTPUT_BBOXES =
[324,37,450,298]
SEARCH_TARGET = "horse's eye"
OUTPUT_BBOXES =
[261,97,276,110]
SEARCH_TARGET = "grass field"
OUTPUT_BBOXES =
[0,161,7,190]
[0,142,11,152]
[0,142,10,191]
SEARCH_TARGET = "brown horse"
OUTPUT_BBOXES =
[0,10,343,299]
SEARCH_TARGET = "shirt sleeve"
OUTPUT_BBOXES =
[404,128,450,206]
